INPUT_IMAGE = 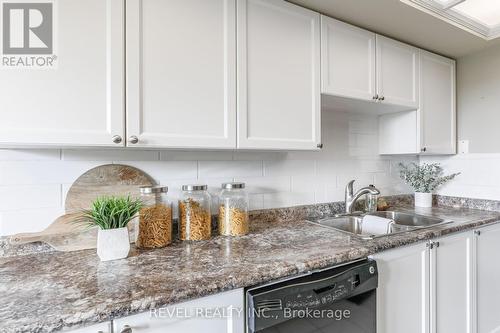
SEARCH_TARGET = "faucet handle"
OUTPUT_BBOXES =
[345,180,355,197]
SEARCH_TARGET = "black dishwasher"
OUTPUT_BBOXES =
[246,259,378,333]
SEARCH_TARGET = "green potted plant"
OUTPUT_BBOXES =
[78,196,142,261]
[399,162,460,208]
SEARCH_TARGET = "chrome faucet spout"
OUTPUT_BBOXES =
[345,180,380,214]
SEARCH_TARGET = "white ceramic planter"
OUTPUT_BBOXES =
[97,227,130,261]
[415,192,433,208]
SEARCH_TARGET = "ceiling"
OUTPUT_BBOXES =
[288,0,500,58]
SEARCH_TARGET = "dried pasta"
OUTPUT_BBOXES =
[218,206,249,236]
[137,204,172,248]
[179,198,211,241]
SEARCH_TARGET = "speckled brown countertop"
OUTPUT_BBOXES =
[1,201,500,333]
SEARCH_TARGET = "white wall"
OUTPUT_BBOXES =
[457,43,500,153]
[0,110,413,236]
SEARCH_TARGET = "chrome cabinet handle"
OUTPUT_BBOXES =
[120,325,132,333]
[112,135,122,144]
[378,96,385,101]
[372,94,379,100]
[129,136,139,144]
[421,147,427,152]
[317,143,323,149]
[474,230,481,236]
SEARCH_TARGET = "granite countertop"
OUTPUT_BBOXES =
[1,202,500,333]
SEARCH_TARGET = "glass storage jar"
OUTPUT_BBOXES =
[218,182,249,236]
[137,186,173,249]
[179,185,212,241]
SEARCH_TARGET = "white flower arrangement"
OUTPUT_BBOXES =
[399,162,460,193]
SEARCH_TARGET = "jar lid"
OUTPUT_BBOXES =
[182,184,208,191]
[140,186,168,194]
[221,182,245,189]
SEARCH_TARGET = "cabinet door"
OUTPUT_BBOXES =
[113,289,244,333]
[419,51,456,155]
[0,0,124,147]
[431,232,474,333]
[372,242,430,333]
[376,35,419,109]
[477,223,500,333]
[237,0,321,150]
[68,322,111,333]
[321,16,376,101]
[126,0,236,149]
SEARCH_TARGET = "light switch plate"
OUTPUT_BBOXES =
[458,140,469,154]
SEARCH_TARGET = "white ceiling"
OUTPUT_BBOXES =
[288,0,500,58]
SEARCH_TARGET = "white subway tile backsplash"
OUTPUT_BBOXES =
[235,176,291,194]
[264,160,316,177]
[161,151,233,161]
[199,161,263,178]
[0,161,107,185]
[0,149,60,161]
[0,111,412,235]
[0,185,61,210]
[0,207,64,236]
[63,149,160,161]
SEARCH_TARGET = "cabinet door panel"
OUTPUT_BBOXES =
[420,51,456,154]
[477,223,500,333]
[376,35,419,109]
[432,232,473,333]
[321,16,376,101]
[373,243,430,333]
[113,289,244,333]
[237,0,321,150]
[126,0,236,148]
[0,0,124,147]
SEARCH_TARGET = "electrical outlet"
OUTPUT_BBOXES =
[458,140,469,154]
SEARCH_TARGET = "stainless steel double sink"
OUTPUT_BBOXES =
[307,211,452,240]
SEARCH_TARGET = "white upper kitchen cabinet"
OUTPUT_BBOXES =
[376,35,420,109]
[372,242,430,333]
[113,289,244,333]
[237,0,321,150]
[419,51,456,154]
[431,232,474,333]
[0,0,125,147]
[476,223,500,333]
[320,16,376,101]
[379,50,455,155]
[126,0,237,149]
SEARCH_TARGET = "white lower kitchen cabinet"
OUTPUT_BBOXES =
[113,289,244,333]
[0,0,125,148]
[372,242,430,333]
[431,232,474,333]
[67,322,111,333]
[237,0,321,150]
[476,223,500,333]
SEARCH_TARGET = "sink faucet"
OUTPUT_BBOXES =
[345,180,380,214]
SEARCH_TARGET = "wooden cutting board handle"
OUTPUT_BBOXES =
[10,233,45,245]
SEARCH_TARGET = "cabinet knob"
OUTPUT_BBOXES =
[112,135,122,144]
[128,136,139,144]
[317,143,323,149]
[378,96,385,101]
[421,147,427,152]
[120,325,132,333]
[372,94,379,100]
[474,230,481,236]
